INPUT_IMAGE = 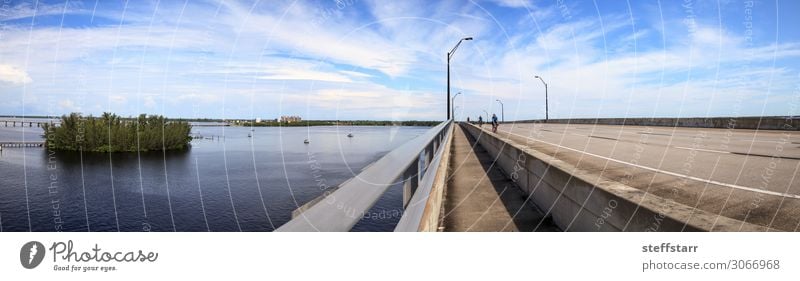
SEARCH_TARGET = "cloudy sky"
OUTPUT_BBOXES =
[0,0,798,121]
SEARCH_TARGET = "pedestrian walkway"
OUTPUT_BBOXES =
[441,124,560,232]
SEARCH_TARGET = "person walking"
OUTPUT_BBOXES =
[478,115,483,127]
[467,117,470,123]
[491,113,499,133]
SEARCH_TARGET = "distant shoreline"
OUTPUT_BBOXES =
[232,120,439,127]
[0,115,439,126]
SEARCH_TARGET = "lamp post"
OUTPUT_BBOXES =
[534,75,548,122]
[482,110,489,122]
[447,37,473,120]
[495,99,504,122]
[452,92,462,119]
[453,106,460,120]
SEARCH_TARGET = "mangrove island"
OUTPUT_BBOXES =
[43,113,191,152]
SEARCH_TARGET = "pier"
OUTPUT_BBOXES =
[190,134,225,140]
[0,141,45,148]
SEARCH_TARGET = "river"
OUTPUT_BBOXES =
[0,122,429,232]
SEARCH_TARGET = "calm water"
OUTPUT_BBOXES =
[0,122,428,232]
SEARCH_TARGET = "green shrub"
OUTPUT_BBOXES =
[43,113,191,152]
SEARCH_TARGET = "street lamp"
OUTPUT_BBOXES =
[482,110,489,123]
[534,75,549,122]
[452,92,462,118]
[447,37,473,120]
[495,99,504,122]
[453,106,460,120]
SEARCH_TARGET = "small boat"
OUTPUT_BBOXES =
[347,133,353,138]
[247,133,252,138]
[303,139,310,144]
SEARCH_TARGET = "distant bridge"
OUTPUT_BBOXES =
[0,119,58,128]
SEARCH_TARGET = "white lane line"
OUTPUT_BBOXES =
[674,146,731,154]
[500,129,800,200]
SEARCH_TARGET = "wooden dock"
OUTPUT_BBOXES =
[190,134,225,140]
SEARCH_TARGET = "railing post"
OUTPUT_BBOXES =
[425,143,434,171]
[402,164,419,209]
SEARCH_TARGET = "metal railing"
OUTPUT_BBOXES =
[276,120,454,232]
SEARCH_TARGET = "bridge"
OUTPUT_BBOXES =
[279,117,800,232]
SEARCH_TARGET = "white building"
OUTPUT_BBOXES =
[280,115,302,123]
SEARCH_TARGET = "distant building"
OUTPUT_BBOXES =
[280,115,302,123]
[255,118,262,123]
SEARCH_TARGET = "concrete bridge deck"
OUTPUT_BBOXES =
[475,122,800,231]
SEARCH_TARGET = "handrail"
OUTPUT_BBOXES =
[276,119,454,231]
[394,122,452,231]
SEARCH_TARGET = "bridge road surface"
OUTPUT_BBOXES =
[484,122,800,231]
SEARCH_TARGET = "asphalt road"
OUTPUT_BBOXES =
[482,122,800,231]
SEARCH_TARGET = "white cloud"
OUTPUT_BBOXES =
[0,1,82,21]
[0,64,33,85]
[143,96,157,108]
[217,1,420,77]
[258,68,353,83]
[487,0,533,8]
[58,99,80,112]
[283,85,437,117]
[109,95,128,104]
[339,70,373,79]
[173,93,220,104]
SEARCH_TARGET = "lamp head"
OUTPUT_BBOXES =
[464,37,473,41]
[534,75,540,78]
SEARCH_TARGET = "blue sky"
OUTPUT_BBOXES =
[0,0,799,121]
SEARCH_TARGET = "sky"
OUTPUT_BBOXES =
[0,0,799,121]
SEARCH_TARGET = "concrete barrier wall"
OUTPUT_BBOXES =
[513,116,799,131]
[460,123,769,231]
